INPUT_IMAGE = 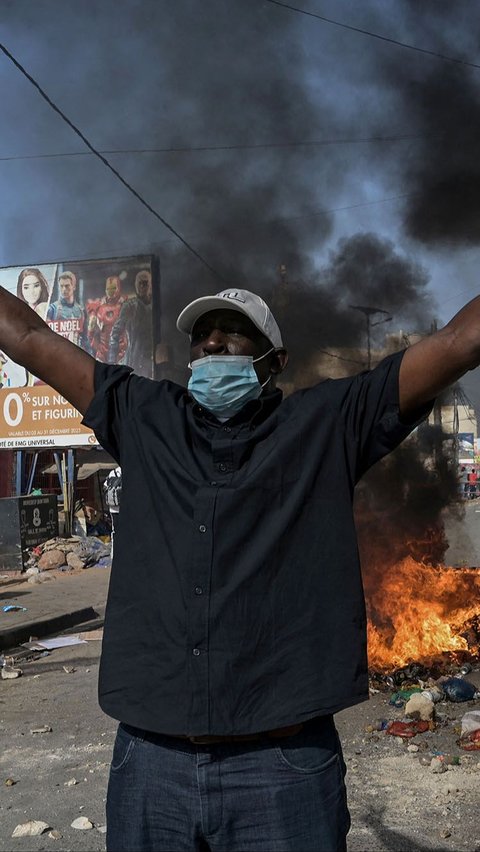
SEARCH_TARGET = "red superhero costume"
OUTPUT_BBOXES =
[86,276,128,363]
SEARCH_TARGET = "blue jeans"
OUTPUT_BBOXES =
[106,715,350,851]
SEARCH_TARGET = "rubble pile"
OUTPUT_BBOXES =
[367,662,480,757]
[24,536,111,578]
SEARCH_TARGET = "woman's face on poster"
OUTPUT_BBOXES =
[22,274,43,306]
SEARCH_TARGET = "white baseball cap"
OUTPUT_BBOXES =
[176,288,283,348]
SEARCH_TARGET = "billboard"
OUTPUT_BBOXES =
[0,255,155,449]
[458,432,475,459]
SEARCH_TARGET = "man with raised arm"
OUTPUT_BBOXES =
[0,282,478,851]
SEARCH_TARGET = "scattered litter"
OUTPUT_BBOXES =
[1,666,22,679]
[65,778,78,786]
[458,728,480,751]
[12,820,50,837]
[386,720,431,738]
[97,824,107,834]
[441,677,479,702]
[30,725,52,734]
[365,719,388,733]
[421,686,444,703]
[430,756,448,774]
[48,829,62,840]
[405,693,435,721]
[2,604,27,613]
[460,710,480,737]
[63,666,76,674]
[28,573,52,584]
[5,778,16,786]
[381,662,429,689]
[71,816,94,830]
[22,635,87,651]
[389,687,421,706]
[440,828,452,839]
[431,752,461,765]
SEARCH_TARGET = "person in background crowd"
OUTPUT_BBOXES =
[467,467,478,499]
[103,466,122,559]
[83,504,111,537]
[459,465,469,498]
[16,267,50,319]
[109,269,153,376]
[2,281,480,851]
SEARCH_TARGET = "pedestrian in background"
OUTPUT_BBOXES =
[103,466,122,559]
[468,467,478,499]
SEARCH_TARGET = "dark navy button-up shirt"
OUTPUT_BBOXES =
[82,350,428,736]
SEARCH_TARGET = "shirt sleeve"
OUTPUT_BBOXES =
[341,350,433,480]
[81,361,134,462]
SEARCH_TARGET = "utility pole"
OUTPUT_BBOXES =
[348,305,393,369]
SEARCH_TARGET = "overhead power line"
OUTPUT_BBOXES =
[0,192,413,268]
[317,348,365,366]
[263,0,480,70]
[0,133,436,163]
[0,42,227,286]
[273,192,414,223]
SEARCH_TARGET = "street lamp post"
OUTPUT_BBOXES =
[349,305,393,369]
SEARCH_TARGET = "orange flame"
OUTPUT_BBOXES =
[366,558,480,670]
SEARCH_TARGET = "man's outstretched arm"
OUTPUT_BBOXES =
[399,295,480,419]
[0,286,95,415]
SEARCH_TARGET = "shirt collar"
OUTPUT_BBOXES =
[191,388,283,428]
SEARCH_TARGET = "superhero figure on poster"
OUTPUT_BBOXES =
[46,271,89,351]
[86,275,128,363]
[109,269,153,377]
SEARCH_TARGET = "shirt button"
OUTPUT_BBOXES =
[223,426,231,432]
[199,524,207,533]
[210,481,217,486]
[195,586,203,596]
[218,463,227,472]
[192,648,201,656]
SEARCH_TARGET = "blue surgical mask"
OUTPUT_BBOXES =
[188,351,274,419]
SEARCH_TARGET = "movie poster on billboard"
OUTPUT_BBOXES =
[0,256,155,449]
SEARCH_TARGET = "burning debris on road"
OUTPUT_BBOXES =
[367,558,480,672]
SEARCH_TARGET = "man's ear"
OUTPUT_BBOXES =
[270,349,288,375]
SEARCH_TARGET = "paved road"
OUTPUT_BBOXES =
[444,499,480,566]
[1,640,114,851]
[1,640,479,852]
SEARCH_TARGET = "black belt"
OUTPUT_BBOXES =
[176,723,303,745]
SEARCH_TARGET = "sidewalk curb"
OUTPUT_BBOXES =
[0,607,98,651]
